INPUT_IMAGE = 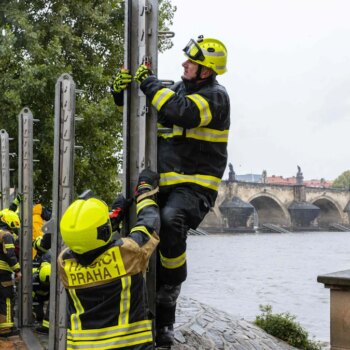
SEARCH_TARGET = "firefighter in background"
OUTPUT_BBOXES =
[0,193,23,214]
[58,168,160,350]
[32,254,51,334]
[0,209,21,337]
[111,35,230,346]
[32,204,52,259]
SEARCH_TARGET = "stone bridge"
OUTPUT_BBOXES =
[201,180,350,232]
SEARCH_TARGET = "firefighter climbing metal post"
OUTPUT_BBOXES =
[48,73,76,350]
[123,0,159,321]
[0,129,11,210]
[17,107,35,328]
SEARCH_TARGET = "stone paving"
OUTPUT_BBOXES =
[8,296,330,350]
[171,296,300,350]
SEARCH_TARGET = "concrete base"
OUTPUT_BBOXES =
[331,290,350,350]
[318,270,350,350]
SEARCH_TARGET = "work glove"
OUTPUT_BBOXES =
[109,194,133,231]
[33,236,47,254]
[135,168,160,202]
[13,193,23,206]
[112,68,132,93]
[134,64,153,84]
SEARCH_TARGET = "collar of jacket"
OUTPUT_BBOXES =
[181,73,216,93]
[71,241,115,266]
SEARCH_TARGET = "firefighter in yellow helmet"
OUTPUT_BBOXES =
[32,255,51,334]
[0,209,21,337]
[58,169,160,350]
[111,35,230,346]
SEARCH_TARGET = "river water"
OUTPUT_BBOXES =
[181,231,350,344]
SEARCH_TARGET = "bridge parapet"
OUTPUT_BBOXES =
[201,180,350,231]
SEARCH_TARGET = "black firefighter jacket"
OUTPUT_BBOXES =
[58,198,160,350]
[140,74,230,207]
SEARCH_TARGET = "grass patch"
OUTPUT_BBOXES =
[254,305,322,350]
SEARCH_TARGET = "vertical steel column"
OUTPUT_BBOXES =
[0,129,10,209]
[17,108,34,327]
[49,73,76,350]
[124,0,159,326]
[142,0,159,322]
[123,0,158,206]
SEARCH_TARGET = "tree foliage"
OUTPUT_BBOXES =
[0,0,176,204]
[332,170,350,190]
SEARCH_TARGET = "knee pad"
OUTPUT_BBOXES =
[156,284,182,307]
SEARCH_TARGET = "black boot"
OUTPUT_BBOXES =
[156,324,174,348]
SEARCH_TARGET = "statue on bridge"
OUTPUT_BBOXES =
[228,163,235,182]
[296,165,304,185]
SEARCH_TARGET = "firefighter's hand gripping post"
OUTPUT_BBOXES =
[110,68,132,111]
[134,64,154,84]
[112,68,133,94]
[57,168,160,349]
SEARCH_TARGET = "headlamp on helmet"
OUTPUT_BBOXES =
[183,35,228,75]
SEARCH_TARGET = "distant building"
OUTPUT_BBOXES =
[235,174,262,182]
[266,175,333,188]
[267,175,297,185]
[303,179,333,188]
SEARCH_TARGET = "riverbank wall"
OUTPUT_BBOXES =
[4,296,330,350]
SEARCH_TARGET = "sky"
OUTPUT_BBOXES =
[157,0,350,181]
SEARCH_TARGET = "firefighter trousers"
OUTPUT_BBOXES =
[0,275,15,335]
[156,186,210,327]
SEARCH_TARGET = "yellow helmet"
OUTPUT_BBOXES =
[183,35,227,75]
[0,209,21,229]
[39,262,51,285]
[60,198,112,254]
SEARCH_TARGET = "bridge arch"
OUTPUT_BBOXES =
[311,196,343,228]
[248,193,291,227]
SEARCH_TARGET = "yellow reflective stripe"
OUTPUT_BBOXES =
[130,226,152,239]
[151,88,175,111]
[67,330,153,350]
[136,199,157,215]
[68,289,83,331]
[173,125,228,142]
[0,322,13,328]
[11,263,20,271]
[0,260,12,272]
[118,276,131,325]
[67,319,152,339]
[187,94,212,126]
[185,127,228,142]
[160,251,186,269]
[4,243,14,249]
[162,125,228,143]
[42,319,49,328]
[160,172,221,191]
[0,297,12,328]
[6,298,13,326]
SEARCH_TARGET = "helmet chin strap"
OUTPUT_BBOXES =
[195,64,203,80]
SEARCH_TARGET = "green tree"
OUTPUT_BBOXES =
[332,170,350,190]
[0,0,176,204]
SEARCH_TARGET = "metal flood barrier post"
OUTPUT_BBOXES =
[48,73,76,350]
[17,107,35,327]
[0,129,11,209]
[123,0,159,322]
